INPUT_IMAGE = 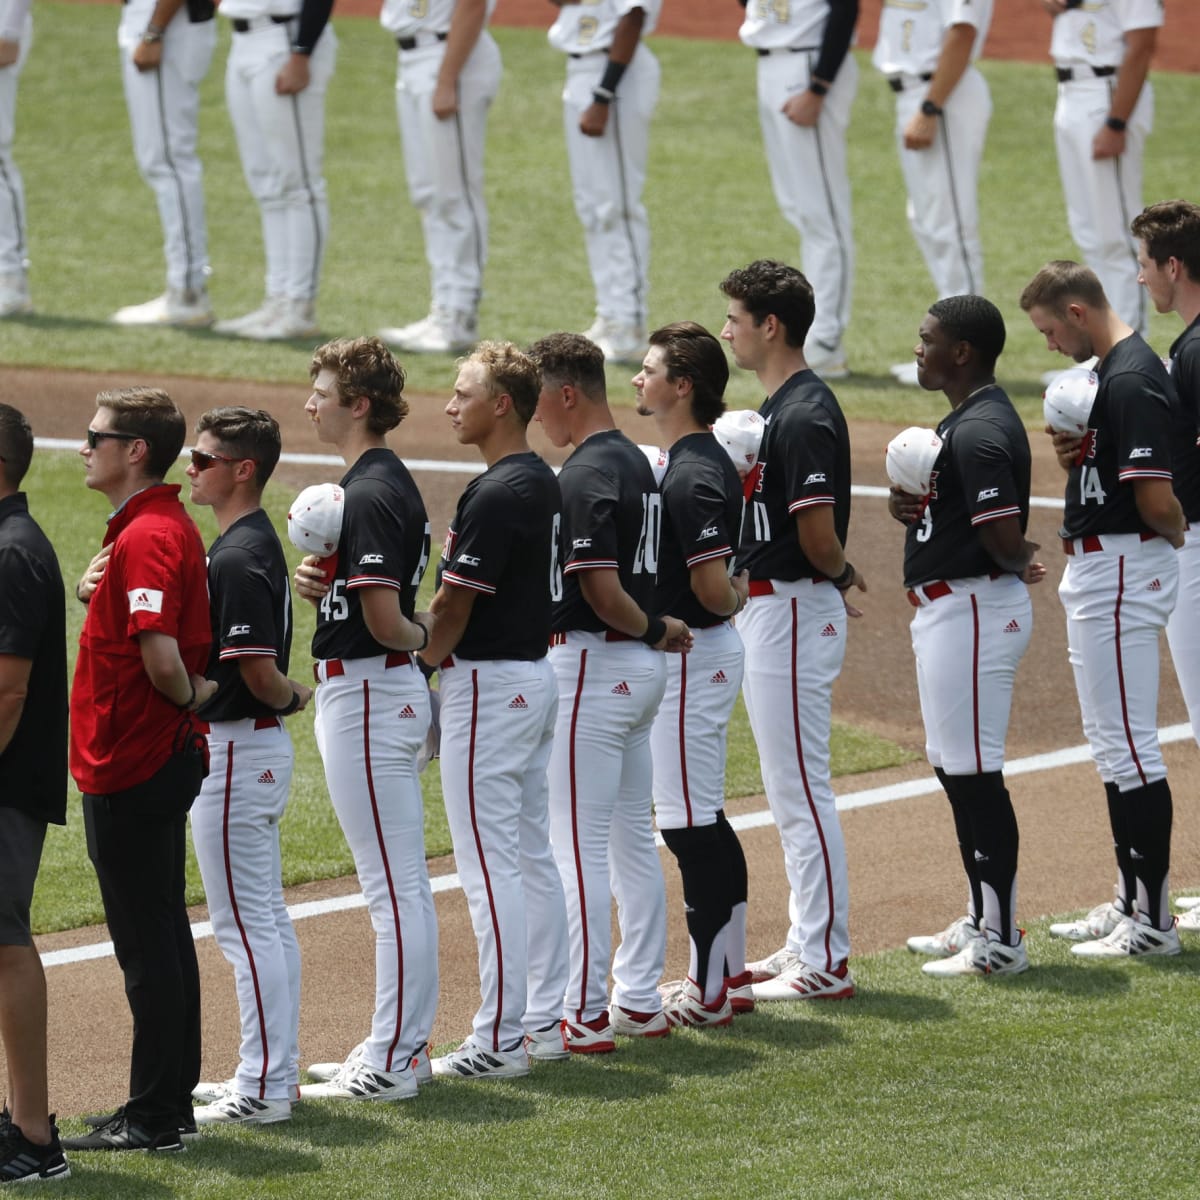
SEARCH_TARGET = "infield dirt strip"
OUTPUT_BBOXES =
[5,365,1200,1119]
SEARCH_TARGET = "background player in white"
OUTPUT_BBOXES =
[109,0,217,328]
[548,1,661,364]
[890,296,1042,977]
[1021,260,1186,958]
[420,342,570,1078]
[874,0,994,386]
[1042,0,1161,337]
[215,0,337,341]
[719,260,863,1003]
[1130,200,1200,933]
[738,0,859,380]
[186,408,312,1125]
[635,322,752,1027]
[378,0,502,355]
[0,0,32,317]
[529,331,691,1052]
[293,336,437,1099]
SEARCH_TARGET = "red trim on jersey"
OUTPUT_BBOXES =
[1118,468,1172,482]
[568,649,591,1020]
[970,505,1022,525]
[563,558,619,573]
[346,574,403,590]
[1113,556,1148,786]
[362,680,407,1068]
[678,654,692,827]
[970,594,982,773]
[442,571,497,595]
[218,645,277,660]
[220,742,271,1099]
[684,545,733,568]
[787,495,835,514]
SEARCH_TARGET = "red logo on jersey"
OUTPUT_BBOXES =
[710,670,728,685]
[744,462,764,502]
[1003,619,1021,633]
[611,681,632,696]
[508,694,528,710]
[257,769,275,784]
[927,469,940,502]
[1147,578,1162,592]
[820,624,838,638]
[442,527,458,562]
[398,705,418,718]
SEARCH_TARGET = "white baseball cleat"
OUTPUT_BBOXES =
[724,970,755,1013]
[110,288,213,328]
[1174,896,1200,911]
[922,933,1029,978]
[889,360,921,387]
[524,1020,570,1061]
[907,914,981,958]
[412,1043,433,1084]
[192,1093,292,1126]
[431,1040,531,1080]
[659,978,734,1028]
[745,946,804,983]
[587,317,646,365]
[236,298,319,341]
[0,271,33,317]
[380,305,476,354]
[299,1058,418,1102]
[752,961,856,1001]
[214,297,285,336]
[1048,900,1129,942]
[1070,915,1182,958]
[609,1004,670,1038]
[1177,906,1200,932]
[193,1078,300,1104]
[804,338,850,380]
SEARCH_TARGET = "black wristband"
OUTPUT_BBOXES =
[920,98,943,118]
[276,690,301,716]
[831,561,856,590]
[641,615,667,646]
[599,57,628,96]
[592,87,614,105]
[808,80,829,97]
[411,620,430,653]
[1105,115,1127,133]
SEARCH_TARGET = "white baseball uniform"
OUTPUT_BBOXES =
[0,0,31,283]
[548,0,661,330]
[872,0,993,297]
[739,0,857,356]
[221,0,337,305]
[382,0,501,319]
[1051,0,1161,336]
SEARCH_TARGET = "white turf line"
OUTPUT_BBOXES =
[39,723,1194,970]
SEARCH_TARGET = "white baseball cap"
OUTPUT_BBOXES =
[637,444,670,486]
[885,426,944,496]
[712,409,765,471]
[1043,366,1098,435]
[288,482,345,556]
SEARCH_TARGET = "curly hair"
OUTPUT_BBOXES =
[527,332,607,400]
[719,260,815,348]
[466,341,542,425]
[310,336,408,434]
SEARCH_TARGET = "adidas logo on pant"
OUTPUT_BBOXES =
[611,681,631,696]
[508,694,528,710]
[820,623,838,638]
[1147,578,1162,592]
[398,705,417,718]
[710,670,728,685]
[1003,619,1021,633]
[257,769,275,784]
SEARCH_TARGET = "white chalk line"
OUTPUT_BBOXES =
[40,723,1194,970]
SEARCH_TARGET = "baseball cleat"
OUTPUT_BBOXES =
[1176,906,1200,932]
[922,933,1029,978]
[889,360,921,387]
[752,962,856,1002]
[724,970,755,1014]
[585,317,646,365]
[0,272,33,318]
[431,1040,530,1080]
[0,1119,70,1183]
[192,1094,291,1126]
[237,298,319,342]
[306,1042,364,1084]
[213,297,285,336]
[745,946,804,983]
[609,1004,671,1038]
[61,1112,184,1153]
[1048,900,1129,942]
[412,1043,433,1084]
[525,1020,570,1061]
[804,338,850,380]
[192,1078,301,1105]
[906,914,981,957]
[1174,896,1200,911]
[110,288,214,328]
[381,305,477,354]
[1071,916,1182,958]
[298,1059,418,1102]
[659,978,734,1029]
[564,1013,616,1054]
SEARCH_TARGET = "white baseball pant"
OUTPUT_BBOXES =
[225,18,336,303]
[313,654,437,1071]
[739,579,851,972]
[191,719,301,1100]
[439,656,569,1051]
[118,2,214,295]
[755,50,857,352]
[395,32,501,315]
[547,634,667,1021]
[1165,526,1200,743]
[0,10,31,277]
[561,44,659,329]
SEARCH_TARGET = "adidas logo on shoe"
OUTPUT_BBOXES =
[508,695,528,710]
[820,624,838,638]
[710,670,728,684]
[1148,578,1162,592]
[398,705,417,718]
[1003,619,1021,633]
[611,681,631,696]
[257,769,275,784]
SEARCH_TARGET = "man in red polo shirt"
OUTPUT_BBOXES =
[64,387,215,1155]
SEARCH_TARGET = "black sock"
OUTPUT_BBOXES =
[936,767,983,922]
[661,824,732,994]
[1121,777,1173,929]
[1104,780,1136,911]
[955,771,1020,945]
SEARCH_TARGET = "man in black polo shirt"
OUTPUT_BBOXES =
[0,404,70,1184]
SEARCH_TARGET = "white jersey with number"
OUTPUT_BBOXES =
[548,0,660,55]
[381,0,498,38]
[872,0,992,76]
[1050,0,1163,69]
[739,0,832,51]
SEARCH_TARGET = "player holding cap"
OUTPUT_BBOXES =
[890,296,1042,977]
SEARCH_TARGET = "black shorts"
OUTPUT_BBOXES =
[0,806,47,946]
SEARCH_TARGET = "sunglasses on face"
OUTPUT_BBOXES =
[190,449,254,472]
[86,429,140,450]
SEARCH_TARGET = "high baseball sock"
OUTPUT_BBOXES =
[715,812,749,975]
[1120,777,1173,929]
[952,771,1020,945]
[936,768,983,924]
[662,825,732,1003]
[1103,780,1137,912]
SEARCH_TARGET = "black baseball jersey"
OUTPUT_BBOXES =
[437,451,561,661]
[1168,313,1200,521]
[653,432,742,628]
[903,385,1031,588]
[552,429,658,635]
[736,369,852,581]
[1061,333,1177,539]
[312,448,431,660]
[197,509,293,722]
[0,495,67,825]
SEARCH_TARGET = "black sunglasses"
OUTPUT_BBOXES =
[190,449,255,472]
[86,429,140,450]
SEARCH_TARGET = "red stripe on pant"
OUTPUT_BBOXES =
[1114,556,1148,786]
[971,594,982,774]
[568,650,591,1020]
[678,653,692,827]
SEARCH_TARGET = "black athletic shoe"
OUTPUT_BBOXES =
[0,1117,71,1183]
[61,1111,184,1153]
[81,1109,121,1130]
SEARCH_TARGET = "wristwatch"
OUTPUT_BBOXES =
[920,98,943,118]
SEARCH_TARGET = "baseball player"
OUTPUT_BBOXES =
[889,296,1041,977]
[109,0,217,328]
[718,260,863,1003]
[0,0,31,318]
[214,0,337,341]
[293,336,437,1101]
[378,0,502,355]
[635,322,753,1027]
[548,1,661,364]
[419,342,570,1078]
[737,0,859,380]
[1130,200,1200,933]
[1042,0,1162,337]
[1021,260,1186,957]
[184,408,312,1125]
[529,331,691,1052]
[873,0,994,386]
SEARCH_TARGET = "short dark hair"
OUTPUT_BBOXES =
[0,404,33,489]
[467,341,542,426]
[310,336,408,435]
[927,295,1007,373]
[1019,260,1108,316]
[1131,199,1200,280]
[647,321,729,426]
[195,407,282,489]
[527,332,607,400]
[96,387,186,479]
[719,260,815,348]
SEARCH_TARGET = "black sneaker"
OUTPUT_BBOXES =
[81,1109,121,1130]
[83,1107,196,1141]
[61,1111,184,1153]
[0,1117,71,1182]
